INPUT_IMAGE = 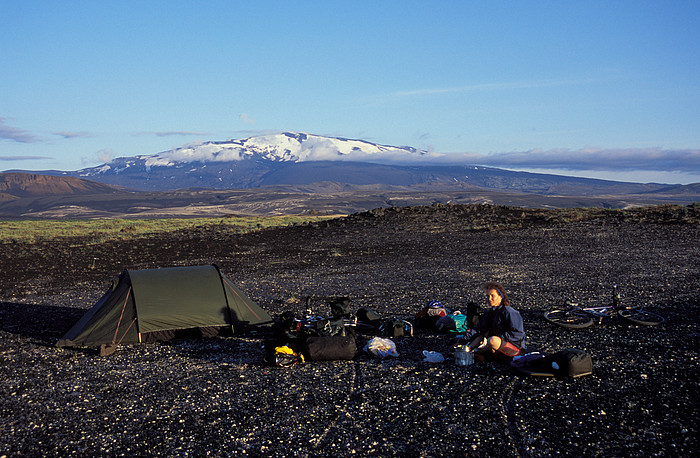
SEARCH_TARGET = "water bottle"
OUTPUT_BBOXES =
[612,285,620,309]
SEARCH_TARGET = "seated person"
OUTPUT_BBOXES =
[465,282,526,361]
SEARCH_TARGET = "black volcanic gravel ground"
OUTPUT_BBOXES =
[1,204,698,457]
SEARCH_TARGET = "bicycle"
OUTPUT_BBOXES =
[544,285,665,329]
[294,314,358,336]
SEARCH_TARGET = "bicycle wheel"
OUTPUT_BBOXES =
[618,308,665,326]
[544,308,595,329]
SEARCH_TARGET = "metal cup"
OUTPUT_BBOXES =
[455,345,473,366]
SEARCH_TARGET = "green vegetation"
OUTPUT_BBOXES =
[2,203,697,244]
[0,215,338,244]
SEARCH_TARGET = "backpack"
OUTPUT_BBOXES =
[415,300,448,329]
[511,348,593,378]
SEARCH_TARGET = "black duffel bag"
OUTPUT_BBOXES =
[303,335,357,362]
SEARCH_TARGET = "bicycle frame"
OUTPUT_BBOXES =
[545,299,664,329]
[578,305,616,323]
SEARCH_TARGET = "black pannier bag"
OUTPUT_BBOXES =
[552,348,593,377]
[512,348,593,378]
[311,316,347,336]
[379,319,413,338]
[357,308,382,328]
[303,335,357,362]
[298,296,355,337]
[465,301,482,328]
[329,297,352,318]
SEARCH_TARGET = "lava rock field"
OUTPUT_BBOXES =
[1,204,698,457]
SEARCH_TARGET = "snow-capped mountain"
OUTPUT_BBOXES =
[39,131,672,194]
[58,132,443,191]
[93,132,434,171]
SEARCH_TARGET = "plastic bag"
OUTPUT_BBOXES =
[422,350,445,363]
[364,337,398,359]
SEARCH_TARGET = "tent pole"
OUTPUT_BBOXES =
[223,277,264,321]
[112,286,133,345]
[115,317,138,345]
[212,264,237,331]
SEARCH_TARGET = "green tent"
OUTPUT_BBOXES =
[57,265,272,348]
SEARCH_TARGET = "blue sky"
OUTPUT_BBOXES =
[1,1,699,184]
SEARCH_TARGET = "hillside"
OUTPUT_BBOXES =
[0,172,122,199]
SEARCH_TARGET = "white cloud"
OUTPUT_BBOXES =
[392,76,613,98]
[0,155,52,161]
[469,148,700,172]
[53,131,93,139]
[154,131,209,137]
[81,149,115,166]
[0,118,40,143]
[239,113,254,125]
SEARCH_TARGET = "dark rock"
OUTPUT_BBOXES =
[0,204,698,456]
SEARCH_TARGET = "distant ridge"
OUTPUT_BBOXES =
[2,133,698,219]
[645,182,700,195]
[4,131,676,195]
[0,172,122,199]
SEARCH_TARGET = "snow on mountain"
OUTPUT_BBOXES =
[137,132,435,168]
[66,132,446,189]
[44,131,682,194]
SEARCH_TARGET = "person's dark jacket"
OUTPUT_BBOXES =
[466,304,526,349]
